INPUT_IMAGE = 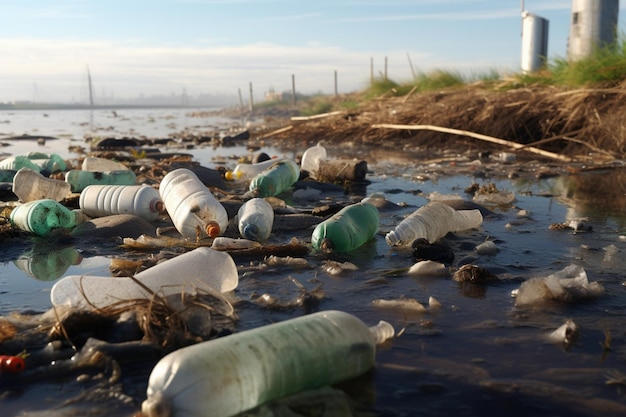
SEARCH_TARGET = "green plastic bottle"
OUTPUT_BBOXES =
[10,199,86,237]
[64,169,137,193]
[311,202,380,253]
[249,159,300,197]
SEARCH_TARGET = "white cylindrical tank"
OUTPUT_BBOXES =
[567,0,619,61]
[521,11,549,73]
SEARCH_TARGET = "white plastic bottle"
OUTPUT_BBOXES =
[385,201,483,246]
[141,310,395,417]
[12,168,71,202]
[300,143,327,177]
[237,197,274,241]
[159,168,229,238]
[64,169,137,193]
[50,246,239,309]
[227,157,284,181]
[79,184,164,221]
[82,156,130,172]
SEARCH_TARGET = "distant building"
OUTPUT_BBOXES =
[265,87,283,102]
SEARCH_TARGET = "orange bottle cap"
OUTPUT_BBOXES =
[206,222,221,238]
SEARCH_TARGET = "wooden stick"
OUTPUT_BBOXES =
[371,123,574,162]
[257,125,293,139]
[291,111,345,121]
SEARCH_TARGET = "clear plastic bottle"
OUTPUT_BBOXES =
[64,169,137,193]
[12,168,71,202]
[237,197,274,241]
[300,144,327,177]
[311,202,380,253]
[9,199,87,237]
[159,168,229,238]
[79,184,164,221]
[226,157,284,181]
[249,159,300,198]
[82,156,130,172]
[50,246,239,309]
[385,201,483,246]
[141,310,395,417]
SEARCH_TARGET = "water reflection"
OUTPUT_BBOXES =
[13,243,82,281]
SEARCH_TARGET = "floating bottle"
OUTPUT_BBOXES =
[50,246,239,309]
[79,184,164,221]
[385,201,483,246]
[237,197,274,241]
[9,199,87,237]
[249,159,300,198]
[141,310,395,417]
[12,168,71,202]
[300,144,327,177]
[159,168,228,238]
[226,157,284,181]
[311,202,380,253]
[65,169,137,193]
[82,156,130,172]
[14,246,82,281]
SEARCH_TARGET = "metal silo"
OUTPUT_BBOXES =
[567,0,619,60]
[521,11,549,73]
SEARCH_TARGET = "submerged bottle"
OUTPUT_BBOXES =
[300,144,327,177]
[79,184,164,221]
[141,310,395,417]
[82,156,130,172]
[13,168,71,202]
[385,201,483,246]
[237,197,274,241]
[226,157,284,181]
[249,159,300,198]
[65,169,137,193]
[311,202,380,253]
[50,246,239,309]
[159,168,229,238]
[10,199,87,237]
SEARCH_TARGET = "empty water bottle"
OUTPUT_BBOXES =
[159,168,229,238]
[50,246,239,309]
[82,156,130,172]
[141,310,394,417]
[237,197,274,241]
[300,144,327,177]
[65,169,137,193]
[0,155,42,172]
[10,199,87,237]
[249,159,300,198]
[0,152,66,172]
[385,201,483,246]
[226,157,284,181]
[79,184,164,221]
[311,202,380,253]
[13,168,71,202]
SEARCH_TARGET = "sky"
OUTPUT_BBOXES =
[2,0,625,104]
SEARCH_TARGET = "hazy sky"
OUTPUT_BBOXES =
[2,0,624,103]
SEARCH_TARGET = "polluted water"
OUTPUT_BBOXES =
[1,108,626,417]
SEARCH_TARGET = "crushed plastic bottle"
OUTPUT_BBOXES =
[9,199,87,237]
[65,169,137,193]
[300,144,327,177]
[50,246,239,309]
[0,152,66,172]
[79,184,164,221]
[159,168,229,238]
[226,157,284,181]
[249,159,300,198]
[81,156,130,172]
[12,168,71,202]
[311,202,380,253]
[237,197,274,241]
[385,201,483,246]
[141,310,394,417]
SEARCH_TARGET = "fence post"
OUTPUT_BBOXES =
[334,70,338,97]
[291,74,296,107]
[248,82,254,112]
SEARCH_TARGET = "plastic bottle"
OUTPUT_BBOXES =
[65,169,137,193]
[0,169,16,183]
[14,247,82,281]
[0,155,42,172]
[50,246,239,309]
[22,152,67,172]
[9,199,87,237]
[159,168,229,238]
[79,184,164,221]
[237,197,274,241]
[12,168,71,202]
[82,156,130,172]
[311,202,380,253]
[385,201,483,246]
[249,159,300,198]
[226,157,284,181]
[141,310,395,417]
[300,144,327,177]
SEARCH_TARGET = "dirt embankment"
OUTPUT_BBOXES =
[241,80,626,165]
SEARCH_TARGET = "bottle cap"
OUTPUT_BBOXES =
[320,238,334,253]
[205,221,221,238]
[152,199,165,213]
[242,224,259,240]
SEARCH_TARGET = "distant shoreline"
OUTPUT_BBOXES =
[0,103,224,111]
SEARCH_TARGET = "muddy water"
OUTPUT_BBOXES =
[1,109,626,416]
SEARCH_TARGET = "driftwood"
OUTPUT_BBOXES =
[313,160,368,182]
[371,123,574,162]
[291,111,345,121]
